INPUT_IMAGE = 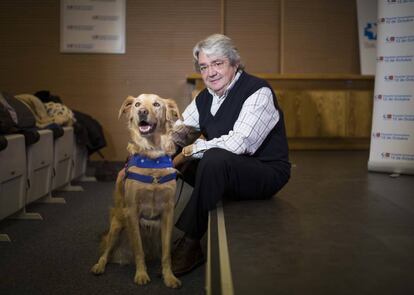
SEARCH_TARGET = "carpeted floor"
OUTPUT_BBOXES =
[3,151,414,295]
[0,179,204,295]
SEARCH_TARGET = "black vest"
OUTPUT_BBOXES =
[195,72,290,171]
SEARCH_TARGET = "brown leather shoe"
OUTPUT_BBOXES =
[171,236,205,277]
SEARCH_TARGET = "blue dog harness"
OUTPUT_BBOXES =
[125,154,176,184]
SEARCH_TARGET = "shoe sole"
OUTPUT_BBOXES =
[157,257,206,278]
[173,257,206,277]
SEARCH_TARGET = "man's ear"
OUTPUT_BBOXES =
[118,96,135,119]
[164,98,182,123]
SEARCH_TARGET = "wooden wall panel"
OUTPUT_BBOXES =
[0,0,363,159]
[278,91,349,138]
[0,0,221,160]
[283,0,360,73]
[225,0,281,73]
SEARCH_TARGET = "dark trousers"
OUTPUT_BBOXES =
[175,148,290,240]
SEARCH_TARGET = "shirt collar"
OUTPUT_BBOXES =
[207,70,242,99]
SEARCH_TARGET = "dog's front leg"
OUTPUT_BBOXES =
[161,204,181,288]
[124,206,150,285]
[91,214,122,275]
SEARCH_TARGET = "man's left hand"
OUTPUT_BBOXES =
[173,144,194,170]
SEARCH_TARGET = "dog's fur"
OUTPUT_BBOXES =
[90,94,181,288]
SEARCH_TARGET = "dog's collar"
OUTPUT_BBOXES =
[125,154,176,184]
[127,154,173,169]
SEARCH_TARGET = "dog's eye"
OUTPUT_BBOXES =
[153,102,160,107]
[135,102,140,107]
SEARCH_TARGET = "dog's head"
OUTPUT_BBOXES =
[119,94,180,137]
[119,94,181,157]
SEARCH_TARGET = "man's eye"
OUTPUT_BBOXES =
[214,61,223,66]
[135,102,140,107]
[199,66,207,71]
[153,102,160,107]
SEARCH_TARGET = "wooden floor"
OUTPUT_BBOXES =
[208,151,414,295]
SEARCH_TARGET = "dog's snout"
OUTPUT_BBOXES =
[138,108,149,116]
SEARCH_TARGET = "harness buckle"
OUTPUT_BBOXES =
[152,176,159,184]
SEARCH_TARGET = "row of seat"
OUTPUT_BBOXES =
[0,127,94,242]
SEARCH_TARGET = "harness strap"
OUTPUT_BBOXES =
[127,154,173,169]
[126,171,177,184]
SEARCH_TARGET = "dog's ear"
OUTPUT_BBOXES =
[163,98,182,124]
[118,96,135,119]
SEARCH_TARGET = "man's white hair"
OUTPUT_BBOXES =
[192,34,244,72]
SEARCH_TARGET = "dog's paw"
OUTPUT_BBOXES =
[163,274,182,289]
[134,271,151,285]
[90,263,106,275]
[90,257,107,275]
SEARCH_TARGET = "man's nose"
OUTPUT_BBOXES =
[207,66,217,76]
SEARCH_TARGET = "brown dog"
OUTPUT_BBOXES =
[91,94,181,288]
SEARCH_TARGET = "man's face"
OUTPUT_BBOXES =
[198,51,238,96]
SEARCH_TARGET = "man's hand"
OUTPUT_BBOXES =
[182,144,193,157]
[173,152,187,169]
[173,144,194,171]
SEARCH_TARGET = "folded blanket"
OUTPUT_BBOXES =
[15,94,54,128]
[16,94,75,127]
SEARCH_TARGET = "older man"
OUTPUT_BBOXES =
[171,34,291,276]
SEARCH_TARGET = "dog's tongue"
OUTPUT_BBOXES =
[139,125,152,133]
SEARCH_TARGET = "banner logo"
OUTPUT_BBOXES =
[381,152,390,159]
[364,22,377,40]
[374,94,413,101]
[378,16,414,24]
[386,0,414,4]
[382,114,414,121]
[385,35,414,43]
[381,152,414,161]
[386,36,396,42]
[384,75,414,82]
[372,132,410,140]
[377,55,414,62]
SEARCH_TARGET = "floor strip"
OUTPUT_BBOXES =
[217,205,234,295]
